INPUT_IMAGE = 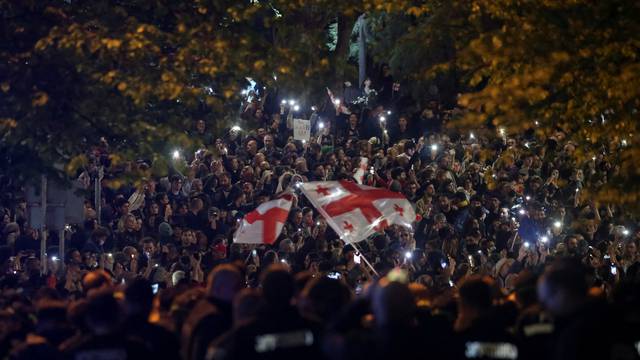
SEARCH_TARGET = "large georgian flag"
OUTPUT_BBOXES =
[301,180,416,243]
[233,195,293,244]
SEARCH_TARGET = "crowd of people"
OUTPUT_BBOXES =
[1,75,640,360]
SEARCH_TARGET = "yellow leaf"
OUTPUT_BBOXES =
[32,92,49,107]
[65,155,88,175]
[35,38,49,51]
[0,118,17,128]
[550,51,569,63]
[492,36,503,49]
[406,6,427,17]
[117,82,127,91]
[169,84,183,99]
[253,60,266,70]
[105,39,122,49]
[177,23,186,33]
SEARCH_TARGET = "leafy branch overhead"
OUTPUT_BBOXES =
[0,0,363,185]
[1,0,639,212]
[367,0,640,211]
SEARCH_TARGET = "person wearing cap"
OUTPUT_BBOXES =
[452,190,472,234]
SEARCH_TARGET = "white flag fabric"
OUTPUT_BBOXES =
[233,195,293,244]
[300,180,416,243]
[353,157,368,185]
[128,190,145,212]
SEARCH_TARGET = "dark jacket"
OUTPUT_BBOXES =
[210,306,323,360]
[181,297,233,360]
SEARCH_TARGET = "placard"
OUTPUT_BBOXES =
[293,118,310,141]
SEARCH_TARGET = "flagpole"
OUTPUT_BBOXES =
[297,184,380,277]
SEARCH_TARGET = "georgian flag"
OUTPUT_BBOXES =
[233,195,293,244]
[300,180,416,243]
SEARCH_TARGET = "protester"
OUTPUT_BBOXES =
[0,74,639,360]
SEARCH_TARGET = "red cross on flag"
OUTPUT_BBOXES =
[233,195,293,244]
[301,180,416,243]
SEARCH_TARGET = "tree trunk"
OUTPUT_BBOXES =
[330,13,357,86]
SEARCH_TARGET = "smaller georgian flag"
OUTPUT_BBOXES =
[234,195,293,245]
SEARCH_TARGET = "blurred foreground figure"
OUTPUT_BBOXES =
[209,264,322,360]
[538,259,640,360]
[60,289,152,359]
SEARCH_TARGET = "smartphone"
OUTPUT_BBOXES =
[151,283,159,294]
[355,283,363,295]
[252,249,258,257]
[610,265,617,276]
[354,254,361,264]
[327,271,342,280]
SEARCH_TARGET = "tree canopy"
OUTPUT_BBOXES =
[1,0,362,186]
[2,0,639,213]
[368,0,640,213]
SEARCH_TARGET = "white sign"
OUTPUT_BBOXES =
[293,118,310,141]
